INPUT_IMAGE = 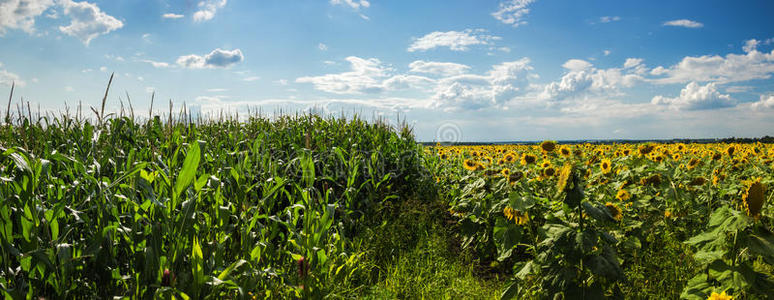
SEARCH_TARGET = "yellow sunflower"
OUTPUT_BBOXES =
[557,164,573,191]
[501,168,511,177]
[559,146,571,157]
[726,145,735,157]
[543,166,556,177]
[707,291,732,300]
[616,189,631,201]
[503,207,529,225]
[540,140,557,153]
[463,159,479,171]
[600,159,612,174]
[605,202,623,221]
[521,154,537,165]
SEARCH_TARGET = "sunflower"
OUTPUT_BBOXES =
[463,159,479,171]
[557,164,573,191]
[664,210,673,218]
[504,152,517,163]
[439,152,449,160]
[707,291,732,300]
[600,159,612,174]
[543,166,556,177]
[605,202,623,221]
[484,169,499,177]
[640,173,662,186]
[687,158,701,169]
[638,144,655,155]
[616,189,631,201]
[712,152,723,161]
[689,176,707,186]
[741,177,765,219]
[501,168,510,177]
[726,145,735,157]
[521,154,537,165]
[559,146,571,157]
[540,140,557,153]
[503,207,529,225]
[508,171,524,185]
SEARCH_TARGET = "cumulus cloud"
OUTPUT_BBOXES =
[430,58,535,111]
[491,0,534,27]
[743,39,759,53]
[193,0,227,22]
[329,0,369,10]
[58,0,123,45]
[562,59,592,71]
[0,64,25,87]
[176,48,244,69]
[0,0,54,35]
[408,29,500,52]
[651,82,734,110]
[408,60,471,77]
[540,58,645,101]
[296,56,391,94]
[318,43,328,51]
[649,48,774,84]
[751,94,774,110]
[162,13,184,19]
[663,19,703,28]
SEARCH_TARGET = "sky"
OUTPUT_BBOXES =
[1,0,774,142]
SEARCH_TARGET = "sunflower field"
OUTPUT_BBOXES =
[427,141,774,299]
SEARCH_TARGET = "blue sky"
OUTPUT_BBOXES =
[1,0,774,141]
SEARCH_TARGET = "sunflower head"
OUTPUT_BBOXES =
[726,145,736,157]
[559,146,571,157]
[540,140,557,153]
[557,164,574,192]
[521,154,537,165]
[543,166,556,177]
[638,144,655,155]
[504,152,517,163]
[712,152,723,161]
[616,189,631,201]
[501,168,510,177]
[741,177,766,220]
[605,202,623,221]
[689,176,707,186]
[508,170,524,185]
[463,159,478,171]
[688,158,701,169]
[707,291,733,300]
[600,159,612,174]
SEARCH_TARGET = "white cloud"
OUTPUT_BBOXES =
[651,82,734,110]
[383,75,436,91]
[275,79,288,85]
[0,0,54,35]
[145,87,154,93]
[603,50,611,56]
[193,0,227,22]
[242,76,260,82]
[318,43,328,51]
[663,19,703,28]
[430,58,535,111]
[540,59,645,101]
[408,60,471,77]
[176,48,244,69]
[649,48,774,84]
[162,13,184,19]
[599,16,620,23]
[140,59,170,68]
[751,94,774,110]
[491,0,534,27]
[562,59,592,71]
[206,88,228,92]
[58,0,123,45]
[296,56,390,94]
[408,29,501,52]
[0,65,25,87]
[99,66,107,72]
[330,0,369,10]
[743,39,759,53]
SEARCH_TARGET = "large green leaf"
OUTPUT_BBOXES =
[174,142,201,201]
